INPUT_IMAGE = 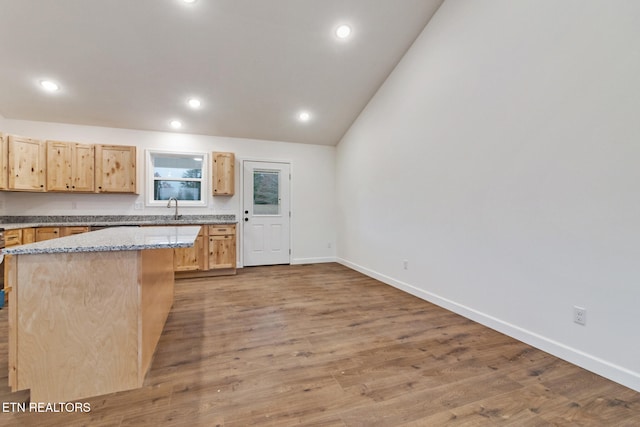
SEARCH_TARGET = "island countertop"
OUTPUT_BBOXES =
[2,226,201,255]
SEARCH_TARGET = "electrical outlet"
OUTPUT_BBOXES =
[327,242,332,249]
[134,202,144,210]
[71,202,77,210]
[403,259,409,270]
[573,306,586,325]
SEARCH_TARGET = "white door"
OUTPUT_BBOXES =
[243,161,291,266]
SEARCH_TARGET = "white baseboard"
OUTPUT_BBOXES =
[337,257,640,393]
[291,256,336,265]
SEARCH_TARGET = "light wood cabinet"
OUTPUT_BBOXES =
[8,135,46,191]
[22,228,35,244]
[174,226,206,272]
[95,144,137,193]
[35,227,60,241]
[4,228,35,247]
[0,133,8,190]
[60,226,89,237]
[4,229,23,247]
[46,140,95,192]
[212,152,235,196]
[208,224,236,269]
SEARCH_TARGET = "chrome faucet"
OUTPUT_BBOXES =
[167,197,180,220]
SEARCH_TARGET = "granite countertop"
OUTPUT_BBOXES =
[3,226,202,255]
[0,214,236,230]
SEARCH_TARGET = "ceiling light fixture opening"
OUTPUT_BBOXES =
[187,98,201,109]
[183,0,197,4]
[336,24,352,39]
[39,80,60,92]
[170,120,183,129]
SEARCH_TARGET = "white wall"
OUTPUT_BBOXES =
[0,118,337,265]
[336,0,640,391]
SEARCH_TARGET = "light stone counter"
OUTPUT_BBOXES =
[3,226,201,255]
[0,214,236,230]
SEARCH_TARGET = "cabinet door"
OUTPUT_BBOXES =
[0,133,8,190]
[208,235,236,269]
[35,227,60,241]
[212,152,235,196]
[46,140,73,191]
[72,143,95,192]
[95,145,136,193]
[174,228,206,272]
[22,228,36,244]
[8,135,46,191]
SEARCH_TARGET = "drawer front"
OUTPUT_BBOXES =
[208,224,236,236]
[5,229,23,247]
[61,226,90,237]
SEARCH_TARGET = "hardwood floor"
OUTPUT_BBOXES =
[1,263,639,426]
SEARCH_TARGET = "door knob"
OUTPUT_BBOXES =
[244,210,248,214]
[244,218,249,222]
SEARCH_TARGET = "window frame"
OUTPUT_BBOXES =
[145,149,209,207]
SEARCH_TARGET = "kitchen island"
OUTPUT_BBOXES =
[3,226,201,402]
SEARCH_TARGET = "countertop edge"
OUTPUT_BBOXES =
[2,226,202,255]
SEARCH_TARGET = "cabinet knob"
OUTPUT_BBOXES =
[244,218,248,222]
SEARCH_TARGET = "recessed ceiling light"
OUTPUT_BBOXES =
[187,98,201,109]
[170,120,183,129]
[39,80,60,92]
[298,111,311,122]
[336,24,352,39]
[183,0,196,3]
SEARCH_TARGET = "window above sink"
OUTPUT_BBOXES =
[145,150,208,207]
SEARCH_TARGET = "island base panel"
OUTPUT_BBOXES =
[9,248,174,402]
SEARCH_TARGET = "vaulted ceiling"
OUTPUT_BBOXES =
[0,0,443,145]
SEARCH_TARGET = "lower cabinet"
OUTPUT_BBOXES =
[174,226,206,272]
[4,224,236,276]
[173,224,236,276]
[208,225,236,269]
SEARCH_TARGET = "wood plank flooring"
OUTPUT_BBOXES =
[1,263,639,426]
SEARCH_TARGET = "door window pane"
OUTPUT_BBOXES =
[254,170,280,215]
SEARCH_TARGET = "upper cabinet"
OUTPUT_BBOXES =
[46,141,95,192]
[212,152,234,196]
[0,133,8,190]
[8,135,46,192]
[95,144,137,193]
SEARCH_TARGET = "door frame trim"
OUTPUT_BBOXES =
[239,157,293,268]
